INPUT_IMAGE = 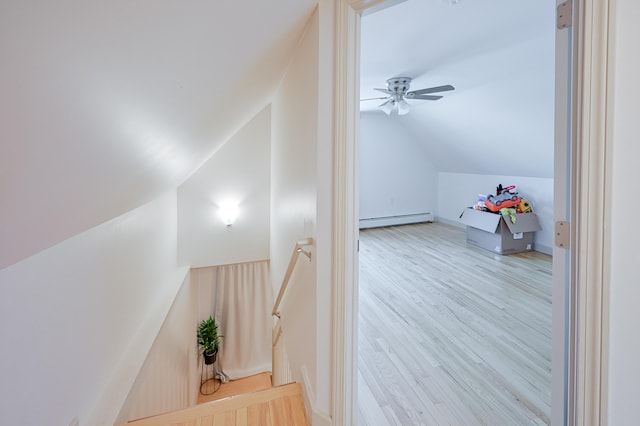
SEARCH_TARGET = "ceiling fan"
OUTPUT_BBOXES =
[361,77,455,116]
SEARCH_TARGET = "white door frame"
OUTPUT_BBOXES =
[331,0,612,425]
[553,0,576,421]
[571,0,613,424]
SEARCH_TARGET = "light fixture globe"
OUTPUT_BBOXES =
[218,203,238,226]
[380,99,395,115]
[397,99,411,115]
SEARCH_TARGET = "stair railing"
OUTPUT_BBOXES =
[271,237,313,384]
[272,237,314,319]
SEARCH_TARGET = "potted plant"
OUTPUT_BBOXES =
[197,316,222,365]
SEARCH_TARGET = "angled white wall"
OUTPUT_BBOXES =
[178,107,271,268]
[359,112,439,220]
[0,192,184,426]
[360,0,555,179]
[0,1,315,271]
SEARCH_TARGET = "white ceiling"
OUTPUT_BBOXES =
[360,0,556,178]
[0,0,555,269]
[0,1,315,269]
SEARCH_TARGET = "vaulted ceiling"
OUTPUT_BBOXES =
[0,0,554,270]
[360,0,555,178]
[0,1,315,269]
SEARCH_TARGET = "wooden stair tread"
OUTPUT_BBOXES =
[126,382,309,426]
[197,372,273,404]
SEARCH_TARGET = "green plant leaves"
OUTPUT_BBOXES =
[197,316,223,355]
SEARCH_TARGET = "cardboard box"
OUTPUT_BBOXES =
[459,208,542,254]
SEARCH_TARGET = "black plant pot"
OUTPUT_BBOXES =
[203,350,217,365]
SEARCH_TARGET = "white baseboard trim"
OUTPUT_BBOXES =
[311,410,332,426]
[300,366,332,426]
[359,212,433,229]
[533,243,553,256]
[435,216,465,229]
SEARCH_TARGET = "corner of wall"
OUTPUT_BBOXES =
[434,215,464,229]
[533,243,553,256]
[299,366,332,426]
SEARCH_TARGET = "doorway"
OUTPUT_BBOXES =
[330,0,578,425]
[357,1,555,424]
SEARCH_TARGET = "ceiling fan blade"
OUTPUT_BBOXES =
[360,96,390,101]
[406,94,443,101]
[374,88,393,95]
[406,84,455,96]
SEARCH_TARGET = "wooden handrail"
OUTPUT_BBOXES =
[271,237,314,318]
[272,321,283,347]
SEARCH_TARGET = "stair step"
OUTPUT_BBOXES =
[126,382,309,426]
[197,371,273,404]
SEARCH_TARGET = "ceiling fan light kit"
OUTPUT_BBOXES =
[380,99,395,115]
[364,77,455,116]
[396,99,410,116]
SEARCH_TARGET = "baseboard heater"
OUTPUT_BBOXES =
[359,212,434,229]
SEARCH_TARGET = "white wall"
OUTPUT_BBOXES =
[178,107,271,268]
[359,112,439,220]
[314,0,335,420]
[359,1,555,180]
[270,7,322,420]
[607,0,640,423]
[115,272,198,424]
[438,172,553,254]
[0,192,184,426]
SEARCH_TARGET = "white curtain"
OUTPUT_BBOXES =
[211,260,273,380]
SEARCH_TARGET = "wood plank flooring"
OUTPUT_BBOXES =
[197,372,273,404]
[357,222,552,425]
[126,382,309,426]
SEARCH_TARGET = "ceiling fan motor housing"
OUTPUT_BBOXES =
[386,77,412,95]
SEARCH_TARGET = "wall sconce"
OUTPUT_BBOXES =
[218,203,238,226]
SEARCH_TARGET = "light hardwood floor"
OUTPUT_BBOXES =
[197,372,273,404]
[357,222,551,426]
[127,382,308,426]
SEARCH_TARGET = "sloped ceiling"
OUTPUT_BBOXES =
[360,0,555,178]
[0,1,315,269]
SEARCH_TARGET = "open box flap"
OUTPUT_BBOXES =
[459,208,501,233]
[503,212,542,233]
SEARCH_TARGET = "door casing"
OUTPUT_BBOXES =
[331,0,611,425]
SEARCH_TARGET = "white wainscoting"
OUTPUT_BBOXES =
[114,272,199,424]
[272,326,293,387]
